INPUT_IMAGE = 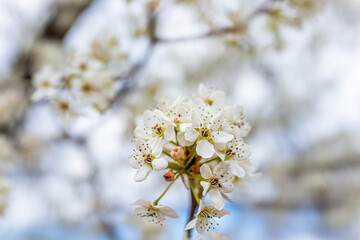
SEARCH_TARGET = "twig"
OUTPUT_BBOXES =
[185,179,198,239]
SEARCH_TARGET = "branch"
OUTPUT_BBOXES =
[155,0,279,44]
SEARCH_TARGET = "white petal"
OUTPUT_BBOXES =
[230,161,246,178]
[158,206,179,218]
[130,199,150,207]
[210,91,225,109]
[212,131,234,144]
[191,111,202,129]
[195,217,207,234]
[134,126,150,139]
[134,165,152,182]
[213,208,230,218]
[184,219,197,231]
[135,138,146,151]
[185,127,199,142]
[177,131,194,147]
[200,164,213,179]
[154,109,172,123]
[240,121,251,137]
[148,137,163,157]
[220,181,235,193]
[134,206,149,216]
[200,181,211,196]
[164,125,176,142]
[197,200,205,215]
[215,150,226,161]
[175,106,188,122]
[209,189,225,210]
[129,156,141,169]
[198,83,209,99]
[213,161,231,176]
[196,140,215,159]
[209,111,224,130]
[152,157,168,171]
[179,123,192,132]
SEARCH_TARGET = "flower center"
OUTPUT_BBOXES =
[200,128,210,137]
[226,149,235,156]
[143,154,153,163]
[210,178,219,185]
[152,124,163,136]
[205,98,213,105]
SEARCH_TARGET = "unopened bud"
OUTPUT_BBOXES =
[163,172,174,182]
[170,146,185,160]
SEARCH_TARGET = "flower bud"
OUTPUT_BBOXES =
[163,172,174,182]
[170,146,185,160]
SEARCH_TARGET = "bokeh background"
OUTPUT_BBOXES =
[0,0,360,239]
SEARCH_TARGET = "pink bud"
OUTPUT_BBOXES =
[170,146,185,160]
[163,172,174,182]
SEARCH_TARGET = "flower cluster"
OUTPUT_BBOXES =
[130,84,260,234]
[31,35,127,118]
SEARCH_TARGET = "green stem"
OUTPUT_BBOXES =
[188,177,200,205]
[200,156,220,165]
[170,141,178,146]
[153,174,180,205]
[162,151,173,159]
[175,129,179,145]
[185,146,197,168]
[187,171,204,181]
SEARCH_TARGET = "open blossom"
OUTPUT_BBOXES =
[198,83,225,110]
[32,65,61,101]
[134,110,176,151]
[160,96,193,126]
[129,138,168,182]
[183,102,234,158]
[223,105,251,138]
[215,137,251,178]
[131,199,179,226]
[200,162,234,210]
[185,200,230,234]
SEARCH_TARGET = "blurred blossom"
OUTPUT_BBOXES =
[0,87,26,126]
[0,134,16,163]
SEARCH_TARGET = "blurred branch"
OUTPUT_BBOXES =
[156,0,279,44]
[43,0,93,39]
[111,5,159,105]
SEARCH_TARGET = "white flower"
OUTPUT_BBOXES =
[134,110,176,151]
[223,105,251,138]
[131,199,179,226]
[32,65,61,101]
[160,96,193,126]
[198,83,225,110]
[200,162,234,210]
[183,100,233,158]
[129,138,168,182]
[71,70,115,111]
[184,200,230,234]
[215,137,251,178]
[70,53,103,74]
[237,159,262,179]
[50,96,79,123]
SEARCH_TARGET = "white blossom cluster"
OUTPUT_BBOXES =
[32,36,127,117]
[130,84,260,234]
